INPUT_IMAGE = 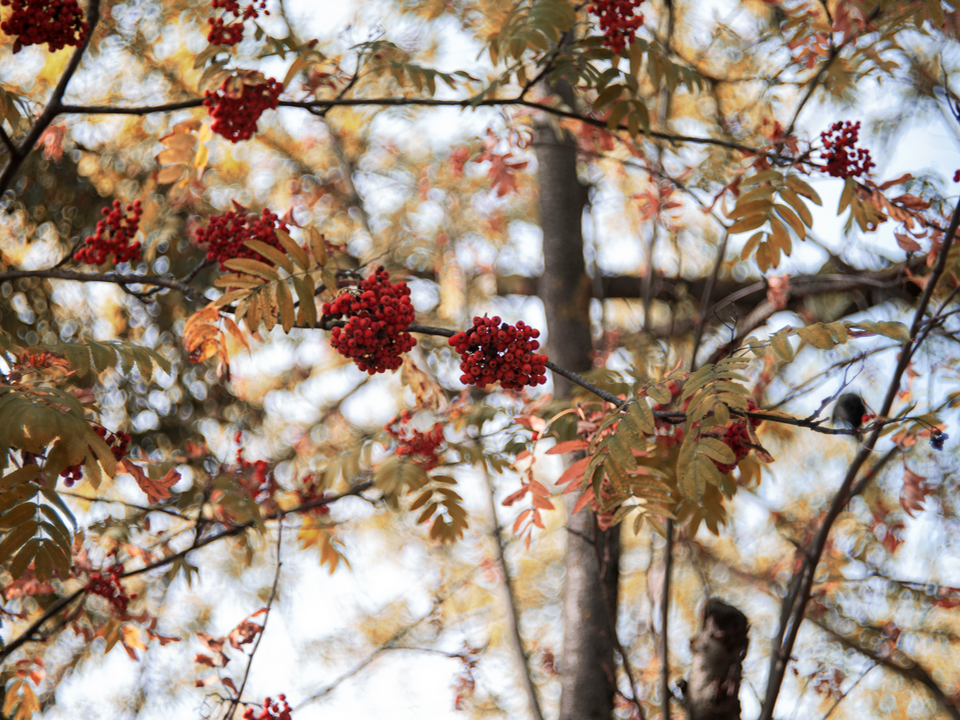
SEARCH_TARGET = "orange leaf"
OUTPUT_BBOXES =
[512,508,531,533]
[556,456,590,486]
[546,440,590,455]
[572,486,595,514]
[117,460,180,504]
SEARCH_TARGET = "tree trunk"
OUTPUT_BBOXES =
[535,84,621,720]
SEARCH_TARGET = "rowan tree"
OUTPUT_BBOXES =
[0,1,959,720]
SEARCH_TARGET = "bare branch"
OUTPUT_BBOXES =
[758,195,960,720]
[227,519,283,717]
[0,0,102,194]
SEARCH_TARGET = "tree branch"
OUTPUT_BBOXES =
[482,471,544,720]
[758,193,960,720]
[0,481,372,664]
[0,0,102,195]
[227,519,283,718]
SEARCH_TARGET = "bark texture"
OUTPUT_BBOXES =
[684,599,749,720]
[535,86,621,720]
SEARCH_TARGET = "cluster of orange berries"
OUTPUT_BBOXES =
[819,121,875,179]
[588,0,645,53]
[385,411,445,470]
[204,77,283,142]
[243,696,291,720]
[321,268,417,375]
[60,426,131,487]
[196,207,289,270]
[449,317,548,391]
[87,562,134,615]
[0,0,89,54]
[74,200,143,266]
[206,0,267,46]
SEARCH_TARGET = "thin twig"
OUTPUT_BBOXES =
[0,0,102,195]
[0,482,372,664]
[227,518,284,718]
[0,268,207,304]
[482,471,544,720]
[758,193,960,720]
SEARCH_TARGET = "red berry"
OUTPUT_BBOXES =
[449,317,548,391]
[73,200,143,266]
[322,267,417,374]
[818,121,875,179]
[0,0,90,54]
[203,76,283,143]
[196,207,289,270]
[384,415,445,470]
[588,0,645,53]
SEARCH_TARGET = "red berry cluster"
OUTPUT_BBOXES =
[294,474,331,516]
[206,0,268,46]
[321,268,417,375]
[86,562,133,615]
[204,76,283,143]
[74,200,143,266]
[196,207,289,270]
[953,170,960,183]
[587,0,645,54]
[60,426,132,487]
[449,317,547,391]
[709,401,762,475]
[385,411,445,470]
[819,121,875,179]
[243,695,291,720]
[0,0,90,54]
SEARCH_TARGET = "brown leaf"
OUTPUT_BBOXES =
[900,466,934,518]
[227,618,264,649]
[117,460,180,504]
[895,231,922,253]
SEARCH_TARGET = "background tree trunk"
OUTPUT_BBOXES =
[535,85,621,720]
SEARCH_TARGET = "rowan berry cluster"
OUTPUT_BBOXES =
[709,401,762,475]
[294,474,331,516]
[204,77,283,143]
[74,200,143,266]
[243,695,291,720]
[196,207,289,270]
[819,121,875,179]
[0,0,90,54]
[449,317,548,391]
[59,426,132,487]
[588,0,645,54]
[385,411,445,470]
[321,268,417,375]
[87,562,133,615]
[206,0,267,46]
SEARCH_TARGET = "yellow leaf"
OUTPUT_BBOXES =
[785,174,822,205]
[308,228,327,266]
[160,132,197,149]
[275,229,310,271]
[222,317,251,356]
[243,239,294,273]
[223,258,280,281]
[155,165,186,184]
[276,281,295,333]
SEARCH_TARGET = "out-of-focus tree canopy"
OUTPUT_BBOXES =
[1,0,960,719]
